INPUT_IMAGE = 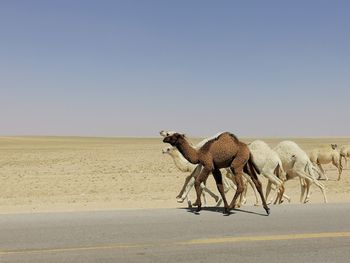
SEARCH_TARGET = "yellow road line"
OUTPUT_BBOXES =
[1,231,350,256]
[181,232,350,245]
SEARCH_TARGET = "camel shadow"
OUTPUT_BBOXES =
[178,206,268,216]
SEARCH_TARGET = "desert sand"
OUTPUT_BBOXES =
[0,136,350,214]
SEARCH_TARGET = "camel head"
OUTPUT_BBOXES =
[159,130,176,137]
[162,146,175,155]
[331,144,338,150]
[163,132,185,146]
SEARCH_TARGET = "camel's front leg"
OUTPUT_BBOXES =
[176,174,193,199]
[201,182,221,205]
[193,167,211,212]
[212,169,230,214]
[177,165,202,202]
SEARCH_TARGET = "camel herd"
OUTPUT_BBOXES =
[160,130,349,215]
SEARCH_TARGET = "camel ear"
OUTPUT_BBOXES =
[181,133,186,137]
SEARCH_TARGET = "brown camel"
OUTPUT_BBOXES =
[163,132,270,215]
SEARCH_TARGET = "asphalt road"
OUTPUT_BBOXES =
[1,204,350,263]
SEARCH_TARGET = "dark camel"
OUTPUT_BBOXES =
[163,132,270,215]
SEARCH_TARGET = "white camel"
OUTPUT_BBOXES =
[308,144,343,181]
[340,145,350,169]
[273,141,327,203]
[248,140,290,204]
[160,130,260,206]
[162,146,222,207]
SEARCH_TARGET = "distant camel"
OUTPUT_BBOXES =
[340,145,350,169]
[308,144,343,180]
[274,141,327,203]
[163,132,270,215]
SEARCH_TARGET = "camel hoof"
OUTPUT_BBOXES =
[223,207,230,215]
[196,206,201,213]
[228,204,235,210]
[176,198,185,203]
[265,207,270,215]
[187,201,192,208]
[192,201,200,207]
[254,203,260,207]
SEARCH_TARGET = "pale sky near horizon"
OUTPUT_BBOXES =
[1,1,349,138]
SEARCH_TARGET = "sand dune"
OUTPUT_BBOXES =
[0,136,349,214]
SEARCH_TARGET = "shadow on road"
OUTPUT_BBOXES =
[177,206,268,216]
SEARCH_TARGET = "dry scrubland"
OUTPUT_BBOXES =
[0,136,350,214]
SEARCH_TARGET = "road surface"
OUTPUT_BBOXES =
[1,203,350,262]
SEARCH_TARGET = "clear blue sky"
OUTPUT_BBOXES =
[1,0,349,137]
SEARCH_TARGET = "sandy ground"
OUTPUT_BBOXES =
[0,136,350,214]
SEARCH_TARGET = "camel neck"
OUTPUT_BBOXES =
[175,138,199,164]
[170,150,191,172]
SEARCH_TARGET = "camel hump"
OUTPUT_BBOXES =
[226,132,239,142]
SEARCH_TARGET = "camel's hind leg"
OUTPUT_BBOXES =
[297,170,327,203]
[247,166,270,214]
[225,169,248,207]
[228,152,248,211]
[332,158,343,181]
[316,162,328,180]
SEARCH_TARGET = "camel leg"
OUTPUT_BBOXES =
[282,192,291,203]
[201,186,207,207]
[178,165,202,202]
[180,178,216,207]
[316,162,327,180]
[228,153,248,211]
[265,181,272,202]
[297,171,327,203]
[228,172,245,211]
[303,179,312,203]
[225,169,246,206]
[248,172,269,214]
[239,176,249,206]
[224,169,237,191]
[299,177,307,203]
[332,159,342,181]
[223,174,233,193]
[177,174,194,199]
[193,167,211,212]
[345,156,349,169]
[212,168,230,214]
[243,173,259,206]
[200,182,221,205]
[178,176,195,203]
[260,171,284,205]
